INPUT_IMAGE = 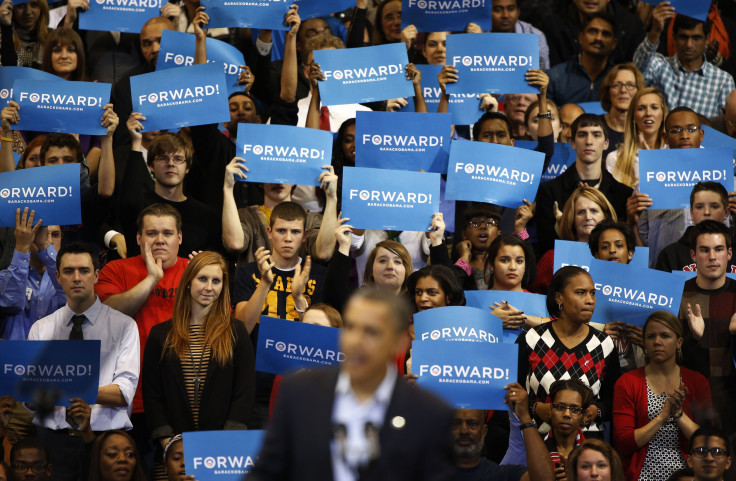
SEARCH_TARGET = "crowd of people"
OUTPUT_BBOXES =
[1,0,736,480]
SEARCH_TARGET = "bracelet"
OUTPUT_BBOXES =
[531,402,539,420]
[596,407,602,421]
[294,297,308,313]
[519,420,537,430]
[0,136,13,142]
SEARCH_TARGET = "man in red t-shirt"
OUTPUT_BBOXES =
[95,203,189,456]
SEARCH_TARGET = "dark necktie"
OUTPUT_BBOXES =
[69,315,85,340]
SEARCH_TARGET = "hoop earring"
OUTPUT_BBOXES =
[558,303,562,312]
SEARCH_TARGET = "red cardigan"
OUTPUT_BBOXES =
[612,366,712,481]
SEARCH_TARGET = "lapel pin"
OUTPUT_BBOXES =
[391,416,406,429]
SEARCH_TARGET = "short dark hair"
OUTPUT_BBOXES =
[136,203,182,233]
[673,14,711,37]
[548,378,593,409]
[472,112,512,142]
[10,438,49,464]
[688,219,732,251]
[462,206,501,227]
[406,265,466,311]
[40,133,83,165]
[690,181,729,211]
[588,221,636,258]
[570,113,609,141]
[689,426,731,454]
[346,287,412,333]
[581,12,617,34]
[147,132,193,170]
[665,106,700,129]
[546,266,590,317]
[485,234,537,288]
[270,201,307,229]
[57,242,99,271]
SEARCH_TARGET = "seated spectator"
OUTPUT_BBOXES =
[535,114,632,258]
[635,7,735,118]
[0,208,65,339]
[162,435,185,481]
[606,87,668,190]
[41,28,85,81]
[598,63,645,160]
[655,182,736,273]
[221,158,337,265]
[505,94,539,139]
[548,13,617,106]
[531,187,617,294]
[545,379,592,477]
[143,252,255,457]
[87,431,146,481]
[613,311,711,481]
[452,385,554,481]
[566,439,626,481]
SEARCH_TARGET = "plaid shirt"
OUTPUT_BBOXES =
[634,37,735,118]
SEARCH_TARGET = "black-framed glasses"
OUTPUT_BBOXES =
[467,219,498,228]
[12,463,48,473]
[551,403,584,415]
[153,155,186,164]
[609,82,637,92]
[691,447,728,458]
[667,126,700,135]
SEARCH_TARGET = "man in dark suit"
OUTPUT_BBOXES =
[248,288,456,481]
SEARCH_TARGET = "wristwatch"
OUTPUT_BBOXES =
[537,110,552,119]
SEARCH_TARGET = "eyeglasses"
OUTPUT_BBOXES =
[609,82,637,92]
[667,126,700,135]
[153,155,186,164]
[12,463,48,473]
[551,403,584,415]
[467,219,498,228]
[691,447,729,458]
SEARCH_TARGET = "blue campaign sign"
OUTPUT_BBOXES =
[639,148,732,209]
[702,125,736,150]
[640,0,711,21]
[445,140,544,207]
[588,258,685,327]
[355,111,451,174]
[79,0,163,32]
[0,67,58,107]
[201,0,291,29]
[255,316,343,375]
[402,0,491,32]
[413,340,518,409]
[0,340,100,405]
[578,101,606,115]
[414,306,502,343]
[0,164,82,227]
[184,430,264,481]
[399,65,483,125]
[341,166,440,231]
[314,43,414,106]
[14,80,109,135]
[296,0,353,19]
[464,290,547,343]
[446,33,539,95]
[157,30,246,95]
[235,123,330,186]
[553,239,594,272]
[131,62,230,131]
[515,141,576,182]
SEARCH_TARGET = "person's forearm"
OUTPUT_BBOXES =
[234,281,271,333]
[194,32,207,65]
[97,136,115,197]
[633,414,668,447]
[97,384,127,407]
[537,92,552,138]
[222,187,245,253]
[520,413,555,481]
[102,275,159,317]
[438,92,449,113]
[281,30,297,102]
[306,89,321,130]
[413,81,428,113]
[314,197,337,261]
[0,136,15,173]
[676,413,699,440]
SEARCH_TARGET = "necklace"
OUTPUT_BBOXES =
[188,331,207,410]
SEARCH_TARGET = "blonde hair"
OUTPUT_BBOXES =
[164,252,235,365]
[612,87,668,188]
[598,63,645,113]
[558,187,617,241]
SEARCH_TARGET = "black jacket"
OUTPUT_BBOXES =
[142,318,256,440]
[535,163,633,256]
[655,226,736,273]
[247,367,456,481]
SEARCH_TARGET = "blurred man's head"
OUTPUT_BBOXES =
[140,17,175,68]
[10,439,51,481]
[451,409,487,469]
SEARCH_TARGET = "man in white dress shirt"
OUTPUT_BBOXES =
[27,242,139,481]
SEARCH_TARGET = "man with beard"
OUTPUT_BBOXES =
[452,385,554,481]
